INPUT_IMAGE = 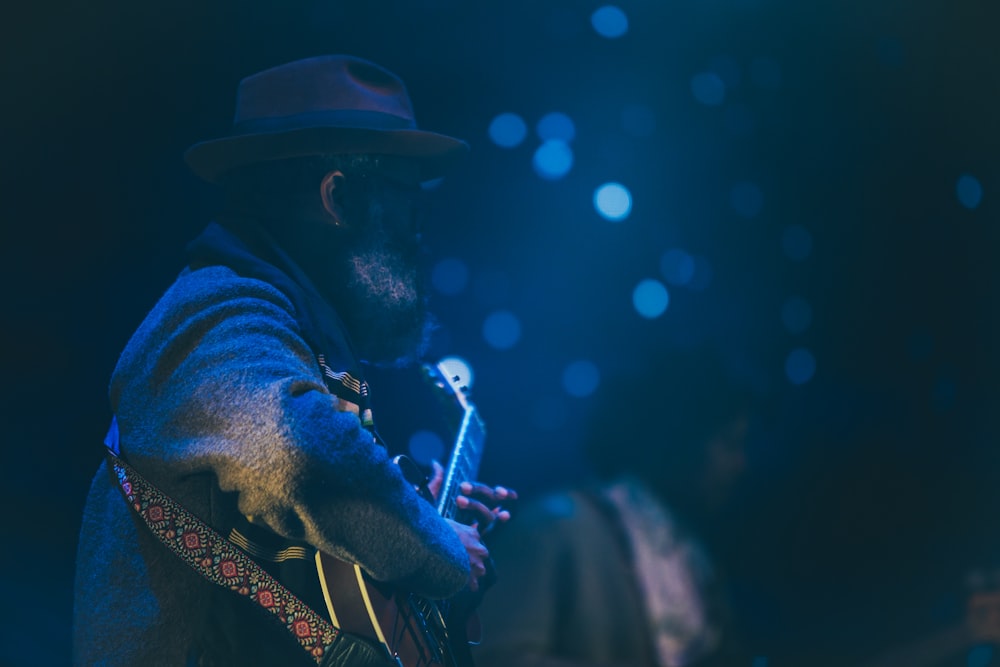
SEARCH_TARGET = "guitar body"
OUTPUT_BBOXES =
[315,552,477,667]
[315,362,487,667]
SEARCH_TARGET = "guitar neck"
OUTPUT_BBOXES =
[436,405,486,519]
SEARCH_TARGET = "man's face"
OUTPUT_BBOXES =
[338,161,433,367]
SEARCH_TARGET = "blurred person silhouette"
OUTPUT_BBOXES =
[474,344,754,667]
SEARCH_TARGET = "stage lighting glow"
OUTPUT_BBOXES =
[660,248,696,286]
[956,173,983,209]
[781,297,813,334]
[537,112,576,142]
[533,139,574,180]
[591,5,628,38]
[750,56,782,90]
[731,181,764,218]
[691,72,726,106]
[483,310,522,349]
[708,54,742,87]
[622,104,656,138]
[632,279,669,319]
[431,257,469,296]
[408,429,445,466]
[906,329,933,361]
[594,182,632,221]
[437,355,475,390]
[876,36,905,69]
[473,269,512,306]
[965,640,993,666]
[725,103,756,136]
[562,360,601,398]
[688,255,714,291]
[785,348,816,385]
[488,112,528,148]
[781,224,813,261]
[932,375,957,412]
[532,395,570,431]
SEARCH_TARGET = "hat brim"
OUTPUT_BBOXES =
[184,126,469,183]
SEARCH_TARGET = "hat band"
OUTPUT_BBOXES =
[232,109,416,135]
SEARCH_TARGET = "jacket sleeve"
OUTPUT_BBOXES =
[109,265,469,599]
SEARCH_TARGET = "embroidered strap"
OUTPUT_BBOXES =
[108,452,339,664]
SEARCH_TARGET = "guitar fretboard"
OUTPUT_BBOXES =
[436,406,486,520]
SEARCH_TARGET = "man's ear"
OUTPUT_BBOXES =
[319,169,348,227]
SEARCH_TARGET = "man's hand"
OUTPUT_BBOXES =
[446,519,490,592]
[427,460,517,592]
[427,460,518,536]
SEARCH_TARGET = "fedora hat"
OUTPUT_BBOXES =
[184,54,469,183]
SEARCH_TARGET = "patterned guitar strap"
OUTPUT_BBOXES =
[104,417,393,667]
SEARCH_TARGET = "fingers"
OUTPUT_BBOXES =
[468,557,487,592]
[446,519,490,592]
[454,481,516,534]
[455,495,494,524]
[459,481,515,504]
[426,459,445,500]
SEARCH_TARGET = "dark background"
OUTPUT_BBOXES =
[2,0,998,665]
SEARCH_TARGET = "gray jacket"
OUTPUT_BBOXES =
[73,261,468,666]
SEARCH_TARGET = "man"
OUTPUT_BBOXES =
[474,345,752,667]
[73,54,512,666]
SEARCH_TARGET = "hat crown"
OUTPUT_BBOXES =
[183,54,467,183]
[234,55,416,127]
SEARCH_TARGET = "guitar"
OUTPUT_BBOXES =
[315,361,488,667]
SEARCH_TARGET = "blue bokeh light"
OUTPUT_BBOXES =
[956,173,983,209]
[431,257,470,296]
[660,248,696,286]
[594,182,632,221]
[691,72,726,106]
[591,5,628,38]
[967,643,993,667]
[483,310,522,350]
[488,112,528,148]
[537,112,576,142]
[533,140,574,180]
[408,429,445,466]
[632,279,670,319]
[932,369,958,412]
[785,348,816,385]
[731,182,764,218]
[781,297,813,334]
[562,360,601,398]
[782,224,813,261]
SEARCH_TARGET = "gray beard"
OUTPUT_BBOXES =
[345,247,433,367]
[341,207,434,367]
